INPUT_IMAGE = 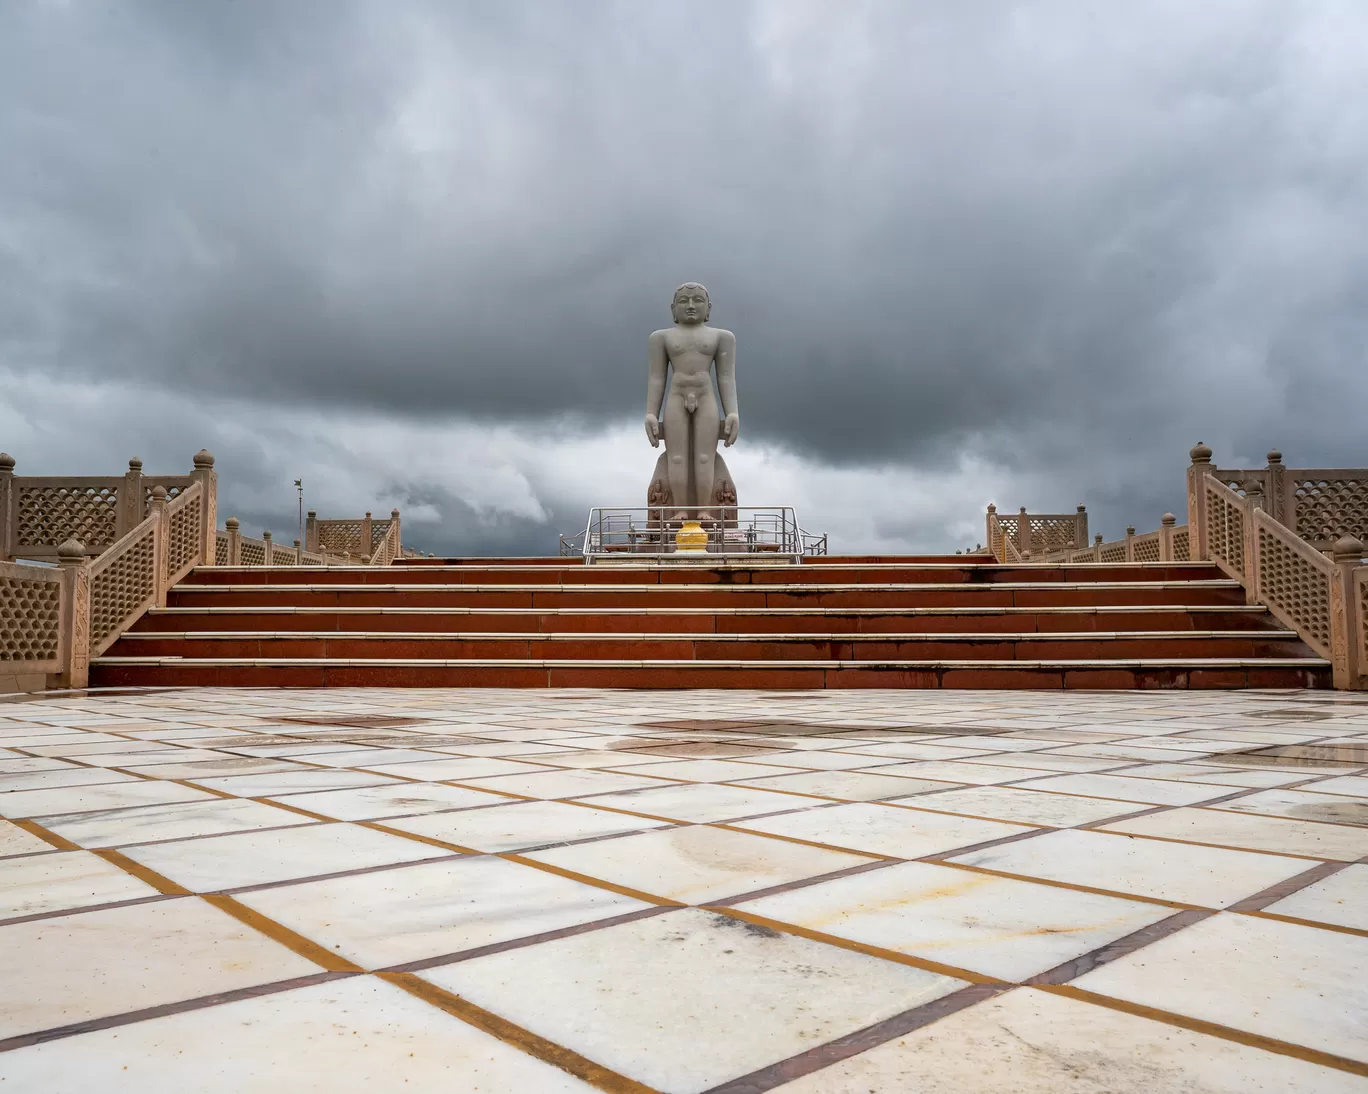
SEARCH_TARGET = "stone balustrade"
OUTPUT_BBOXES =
[0,448,403,691]
[987,442,1368,688]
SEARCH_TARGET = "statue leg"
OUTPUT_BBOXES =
[661,393,692,520]
[692,391,721,521]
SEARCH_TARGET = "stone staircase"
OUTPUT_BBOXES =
[88,555,1332,689]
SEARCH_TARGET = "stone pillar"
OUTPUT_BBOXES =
[1265,449,1290,528]
[262,530,274,566]
[148,486,170,607]
[1093,533,1103,562]
[53,539,91,689]
[1330,537,1365,691]
[190,449,216,567]
[361,512,373,560]
[985,505,997,557]
[1017,508,1032,558]
[225,517,241,565]
[0,452,13,562]
[1124,526,1136,563]
[293,539,303,563]
[1187,442,1213,561]
[390,508,401,557]
[120,457,144,538]
[1075,505,1089,549]
[1159,513,1176,562]
[305,510,318,553]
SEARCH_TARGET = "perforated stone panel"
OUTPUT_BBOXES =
[1132,536,1161,563]
[215,532,230,566]
[1257,526,1331,656]
[1028,518,1077,553]
[90,526,155,647]
[239,540,266,566]
[1293,478,1368,544]
[16,486,118,549]
[1173,527,1191,561]
[0,573,61,663]
[1099,542,1126,563]
[318,521,364,554]
[1206,484,1245,578]
[272,551,297,566]
[166,495,201,578]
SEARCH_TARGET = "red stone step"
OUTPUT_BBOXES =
[182,562,1223,586]
[89,657,1331,690]
[109,630,1313,661]
[130,604,1278,635]
[165,581,1248,611]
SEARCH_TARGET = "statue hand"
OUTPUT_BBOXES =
[644,414,660,447]
[723,414,739,447]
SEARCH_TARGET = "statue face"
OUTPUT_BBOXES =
[671,284,710,325]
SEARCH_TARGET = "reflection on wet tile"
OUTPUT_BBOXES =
[1210,787,1368,826]
[578,782,821,823]
[739,860,1172,979]
[1073,912,1368,1064]
[459,767,675,800]
[0,897,318,1039]
[0,780,216,820]
[523,824,874,904]
[1099,807,1368,861]
[424,907,964,1093]
[737,801,1034,859]
[120,822,444,892]
[905,785,1140,827]
[951,828,1309,907]
[1014,772,1232,806]
[239,855,647,967]
[38,798,312,848]
[384,798,666,851]
[266,781,507,821]
[736,770,953,801]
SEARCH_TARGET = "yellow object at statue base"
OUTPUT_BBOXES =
[675,521,708,553]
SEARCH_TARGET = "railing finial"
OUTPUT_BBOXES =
[225,516,239,530]
[0,452,15,473]
[1161,512,1176,527]
[128,457,142,472]
[1332,536,1364,562]
[193,449,215,470]
[1266,449,1283,467]
[57,538,85,560]
[1190,441,1213,463]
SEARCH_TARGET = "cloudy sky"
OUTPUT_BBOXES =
[3,1,1365,555]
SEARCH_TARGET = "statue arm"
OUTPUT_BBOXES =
[716,329,739,446]
[644,330,668,446]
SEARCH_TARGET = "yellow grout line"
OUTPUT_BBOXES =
[202,893,364,973]
[378,971,663,1094]
[90,849,191,896]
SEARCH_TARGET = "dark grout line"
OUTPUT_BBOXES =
[700,982,1010,1094]
[377,905,675,975]
[1023,908,1216,985]
[0,970,355,1055]
[1226,860,1351,913]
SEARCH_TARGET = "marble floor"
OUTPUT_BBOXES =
[1,687,1367,1093]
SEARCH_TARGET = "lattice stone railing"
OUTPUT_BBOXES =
[2,447,407,690]
[0,560,64,674]
[1,451,215,561]
[308,509,401,562]
[996,509,1192,566]
[1198,469,1365,688]
[985,505,1087,560]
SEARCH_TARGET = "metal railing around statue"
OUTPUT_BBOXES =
[578,507,822,563]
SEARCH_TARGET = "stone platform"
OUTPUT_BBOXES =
[2,686,1366,1091]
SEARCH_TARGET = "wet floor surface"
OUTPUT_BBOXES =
[1,686,1366,1092]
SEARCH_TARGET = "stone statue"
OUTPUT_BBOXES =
[644,283,739,519]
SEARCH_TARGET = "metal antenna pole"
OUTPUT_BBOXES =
[294,479,303,548]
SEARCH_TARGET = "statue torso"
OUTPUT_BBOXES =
[662,325,723,381]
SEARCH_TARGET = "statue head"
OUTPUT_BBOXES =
[671,282,710,325]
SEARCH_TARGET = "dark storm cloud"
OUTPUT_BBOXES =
[3,0,1367,549]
